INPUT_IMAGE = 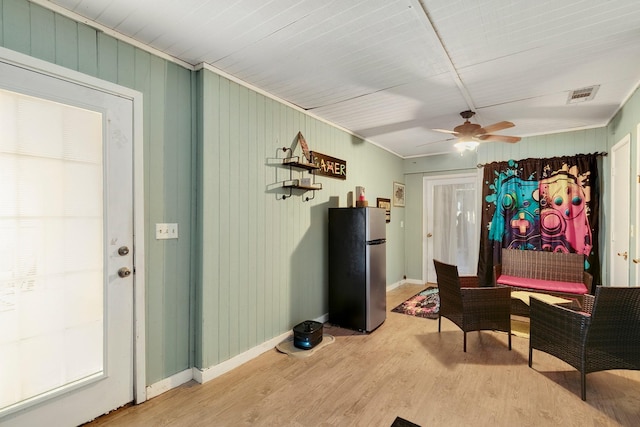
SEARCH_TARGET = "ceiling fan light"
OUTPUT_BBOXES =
[454,140,479,152]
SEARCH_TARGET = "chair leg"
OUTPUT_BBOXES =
[528,346,532,368]
[508,332,512,350]
[581,372,586,401]
[438,315,441,333]
[463,332,467,352]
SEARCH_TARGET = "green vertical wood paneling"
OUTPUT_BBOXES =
[204,71,221,368]
[117,41,135,88]
[237,84,250,353]
[476,127,608,165]
[145,54,167,383]
[77,23,98,76]
[162,61,179,374]
[217,77,231,363]
[263,97,275,339]
[97,32,118,82]
[246,89,257,348]
[227,80,240,357]
[30,6,54,62]
[3,0,30,53]
[54,13,78,70]
[252,91,265,344]
[196,68,405,369]
[176,64,193,370]
[0,0,4,45]
[1,0,194,385]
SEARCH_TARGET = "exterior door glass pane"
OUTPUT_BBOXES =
[0,88,104,413]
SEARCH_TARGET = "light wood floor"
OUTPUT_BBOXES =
[88,284,640,427]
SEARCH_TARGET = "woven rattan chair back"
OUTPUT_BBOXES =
[529,285,640,400]
[434,259,511,352]
[586,286,640,372]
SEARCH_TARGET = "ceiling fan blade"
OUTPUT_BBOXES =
[432,128,458,135]
[478,121,515,134]
[477,134,521,143]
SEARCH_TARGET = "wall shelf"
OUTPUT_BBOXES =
[272,147,322,201]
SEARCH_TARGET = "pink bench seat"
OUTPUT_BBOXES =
[497,274,588,295]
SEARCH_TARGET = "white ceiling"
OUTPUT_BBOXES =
[44,0,640,158]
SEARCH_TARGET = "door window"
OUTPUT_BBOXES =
[0,88,105,413]
[424,175,479,282]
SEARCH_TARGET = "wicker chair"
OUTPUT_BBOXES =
[433,260,512,352]
[528,286,640,400]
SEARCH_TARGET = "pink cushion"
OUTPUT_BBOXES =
[497,274,588,294]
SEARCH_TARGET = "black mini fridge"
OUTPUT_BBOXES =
[328,207,386,332]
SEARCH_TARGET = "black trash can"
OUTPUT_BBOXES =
[293,320,323,350]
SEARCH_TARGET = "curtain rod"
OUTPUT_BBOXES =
[476,151,608,168]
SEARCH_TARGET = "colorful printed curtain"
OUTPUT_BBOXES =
[477,154,601,290]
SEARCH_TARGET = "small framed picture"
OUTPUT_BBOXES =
[393,182,405,207]
[376,198,391,223]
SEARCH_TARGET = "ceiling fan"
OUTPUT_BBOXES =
[433,111,521,151]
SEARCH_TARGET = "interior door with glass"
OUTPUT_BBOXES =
[424,174,479,283]
[0,59,134,426]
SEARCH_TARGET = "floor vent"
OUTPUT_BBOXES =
[567,85,599,104]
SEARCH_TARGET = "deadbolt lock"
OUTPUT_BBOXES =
[118,246,130,256]
[118,267,132,278]
[617,251,628,261]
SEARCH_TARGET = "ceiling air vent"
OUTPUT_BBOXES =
[567,85,599,104]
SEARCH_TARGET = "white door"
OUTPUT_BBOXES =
[636,124,640,281]
[423,174,479,283]
[610,135,630,286]
[0,59,134,425]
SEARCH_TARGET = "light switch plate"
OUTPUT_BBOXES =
[156,223,178,239]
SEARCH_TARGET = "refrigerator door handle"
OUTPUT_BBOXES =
[367,239,386,245]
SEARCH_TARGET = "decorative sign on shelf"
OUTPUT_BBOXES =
[311,151,347,180]
[296,131,312,163]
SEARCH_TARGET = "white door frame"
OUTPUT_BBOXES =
[0,47,147,404]
[610,134,631,286]
[422,172,480,283]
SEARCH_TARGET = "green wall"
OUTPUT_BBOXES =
[0,0,406,384]
[196,68,405,368]
[1,0,194,385]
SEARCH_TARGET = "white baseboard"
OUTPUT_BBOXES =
[144,313,334,398]
[146,368,193,400]
[386,278,423,291]
[386,279,403,291]
[193,331,290,384]
[193,313,328,385]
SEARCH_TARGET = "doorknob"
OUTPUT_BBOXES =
[118,267,132,278]
[427,233,433,238]
[617,251,628,260]
[633,258,640,264]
